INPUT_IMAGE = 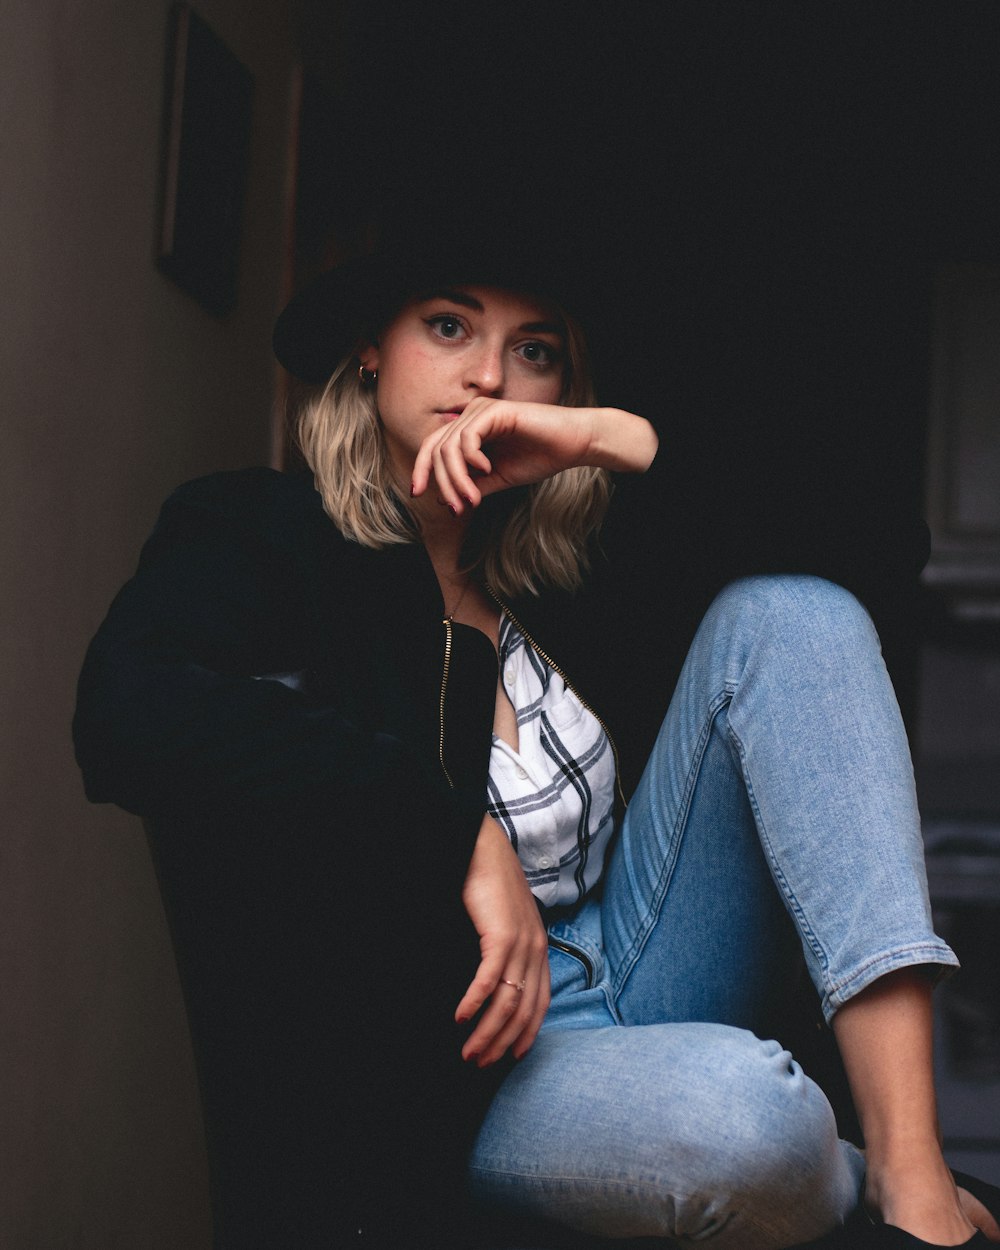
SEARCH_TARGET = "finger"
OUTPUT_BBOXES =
[411,416,466,499]
[462,976,535,1065]
[432,425,492,513]
[430,440,472,514]
[430,401,512,502]
[478,963,551,1067]
[476,988,541,1068]
[491,958,551,1065]
[454,427,494,494]
[462,943,550,1066]
[470,926,551,1064]
[454,946,506,1025]
[512,966,551,1060]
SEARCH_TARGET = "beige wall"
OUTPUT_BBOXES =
[1,1,298,1242]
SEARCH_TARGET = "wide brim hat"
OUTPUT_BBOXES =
[273,210,604,386]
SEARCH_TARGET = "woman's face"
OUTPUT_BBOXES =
[361,285,567,478]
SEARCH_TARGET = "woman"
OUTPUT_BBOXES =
[75,226,1000,1249]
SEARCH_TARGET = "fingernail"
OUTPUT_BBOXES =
[448,504,458,517]
[464,496,475,507]
[410,482,415,497]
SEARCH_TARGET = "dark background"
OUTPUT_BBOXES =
[292,0,1000,717]
[293,0,1000,475]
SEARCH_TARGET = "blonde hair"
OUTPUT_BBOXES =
[296,308,611,598]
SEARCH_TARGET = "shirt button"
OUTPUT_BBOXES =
[515,765,528,780]
[538,856,553,869]
[504,666,516,686]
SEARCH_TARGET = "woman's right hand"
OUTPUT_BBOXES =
[411,398,658,516]
[456,814,551,1066]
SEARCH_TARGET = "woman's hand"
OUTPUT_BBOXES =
[456,814,551,1066]
[411,398,657,516]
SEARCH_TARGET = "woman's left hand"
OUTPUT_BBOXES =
[456,814,551,1067]
[410,398,657,515]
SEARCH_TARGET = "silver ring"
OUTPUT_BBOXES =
[501,978,526,993]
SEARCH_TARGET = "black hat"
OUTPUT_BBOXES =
[273,210,601,385]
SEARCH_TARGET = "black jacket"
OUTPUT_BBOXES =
[74,448,928,853]
[73,455,926,1245]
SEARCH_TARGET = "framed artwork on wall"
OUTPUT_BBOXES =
[156,4,254,315]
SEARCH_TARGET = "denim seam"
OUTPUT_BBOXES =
[724,586,837,983]
[726,717,832,987]
[471,1165,693,1187]
[724,583,954,1012]
[609,691,731,1005]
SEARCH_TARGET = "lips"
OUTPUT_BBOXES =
[437,405,465,420]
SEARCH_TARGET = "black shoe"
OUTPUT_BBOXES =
[861,1230,992,1248]
[954,1171,1000,1228]
[793,1169,1000,1250]
[855,1168,1000,1249]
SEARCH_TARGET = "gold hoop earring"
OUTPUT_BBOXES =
[358,365,377,385]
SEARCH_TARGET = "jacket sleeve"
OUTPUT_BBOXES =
[73,470,481,839]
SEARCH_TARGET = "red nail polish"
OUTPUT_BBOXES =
[449,504,458,517]
[410,482,415,497]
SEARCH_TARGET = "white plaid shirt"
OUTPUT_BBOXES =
[486,616,616,908]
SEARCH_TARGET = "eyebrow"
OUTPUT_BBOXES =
[418,289,565,338]
[419,288,484,311]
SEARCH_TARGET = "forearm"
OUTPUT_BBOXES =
[458,813,550,1065]
[584,407,659,474]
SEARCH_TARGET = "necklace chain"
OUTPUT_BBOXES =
[444,575,472,620]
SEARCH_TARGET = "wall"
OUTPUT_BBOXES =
[0,1,298,1242]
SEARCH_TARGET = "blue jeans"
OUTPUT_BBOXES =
[469,576,959,1247]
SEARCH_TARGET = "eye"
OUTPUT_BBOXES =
[426,314,467,341]
[515,340,561,368]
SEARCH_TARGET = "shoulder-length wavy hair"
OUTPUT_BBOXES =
[296,305,611,598]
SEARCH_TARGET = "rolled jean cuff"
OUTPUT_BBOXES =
[821,940,961,1023]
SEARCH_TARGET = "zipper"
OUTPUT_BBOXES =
[486,586,628,810]
[547,935,595,986]
[438,615,456,789]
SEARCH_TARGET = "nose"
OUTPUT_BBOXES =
[464,341,504,397]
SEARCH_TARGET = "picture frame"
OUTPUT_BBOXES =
[156,4,254,315]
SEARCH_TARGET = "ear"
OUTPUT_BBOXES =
[358,341,380,372]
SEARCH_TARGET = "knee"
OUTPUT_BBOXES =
[713,573,872,636]
[692,1031,854,1242]
[468,1026,857,1246]
[710,1032,837,1173]
[705,574,878,665]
